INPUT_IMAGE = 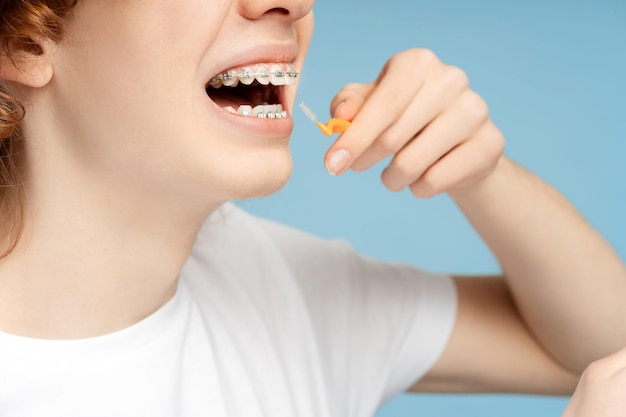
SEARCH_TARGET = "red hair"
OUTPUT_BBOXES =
[0,0,77,258]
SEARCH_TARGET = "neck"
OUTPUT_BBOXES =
[0,161,220,340]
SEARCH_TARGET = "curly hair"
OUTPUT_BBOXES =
[0,0,77,258]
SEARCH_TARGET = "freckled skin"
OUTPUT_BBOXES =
[0,0,315,339]
[41,0,314,207]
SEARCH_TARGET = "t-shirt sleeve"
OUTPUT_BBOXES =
[255,216,457,416]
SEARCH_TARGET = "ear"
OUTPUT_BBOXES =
[0,37,54,88]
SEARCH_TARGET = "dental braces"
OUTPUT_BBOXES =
[226,104,288,119]
[209,70,299,86]
[252,111,288,119]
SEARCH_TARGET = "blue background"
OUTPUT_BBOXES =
[237,0,626,416]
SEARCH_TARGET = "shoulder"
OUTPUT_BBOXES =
[182,203,353,299]
[194,203,355,275]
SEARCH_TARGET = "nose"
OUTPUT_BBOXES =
[238,0,314,23]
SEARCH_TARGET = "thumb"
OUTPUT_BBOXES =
[329,82,373,120]
[323,83,375,176]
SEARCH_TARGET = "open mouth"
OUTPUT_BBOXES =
[205,63,298,119]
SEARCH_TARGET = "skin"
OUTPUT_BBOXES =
[0,0,314,338]
[0,0,625,405]
[562,345,626,417]
[326,50,626,393]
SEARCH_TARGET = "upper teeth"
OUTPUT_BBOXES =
[208,64,299,88]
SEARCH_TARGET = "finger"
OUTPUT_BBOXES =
[406,120,504,198]
[324,49,437,176]
[329,83,372,120]
[351,65,470,172]
[380,90,491,191]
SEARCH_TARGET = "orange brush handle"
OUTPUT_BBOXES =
[317,118,351,137]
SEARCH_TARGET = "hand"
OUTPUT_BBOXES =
[561,346,626,417]
[325,48,505,198]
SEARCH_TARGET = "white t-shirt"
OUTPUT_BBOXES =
[0,204,457,417]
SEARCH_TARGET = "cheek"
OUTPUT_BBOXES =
[58,0,224,102]
[47,0,294,201]
[295,12,315,58]
[50,1,222,153]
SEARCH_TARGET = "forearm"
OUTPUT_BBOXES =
[449,156,626,372]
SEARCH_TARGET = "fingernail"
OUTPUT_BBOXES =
[333,101,346,118]
[325,149,350,176]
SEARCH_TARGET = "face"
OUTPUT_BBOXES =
[37,0,314,208]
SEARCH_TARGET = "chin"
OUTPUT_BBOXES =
[226,151,294,201]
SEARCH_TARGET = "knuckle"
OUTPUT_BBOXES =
[390,155,418,180]
[391,48,438,68]
[486,129,506,158]
[372,133,399,155]
[412,48,439,65]
[421,170,445,194]
[444,65,470,91]
[460,91,489,121]
[409,179,437,199]
[481,123,505,151]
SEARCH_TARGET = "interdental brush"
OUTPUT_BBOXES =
[299,102,351,137]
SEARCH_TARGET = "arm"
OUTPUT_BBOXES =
[561,345,626,417]
[325,48,626,393]
[449,157,626,373]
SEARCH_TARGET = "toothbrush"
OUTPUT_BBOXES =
[299,102,351,137]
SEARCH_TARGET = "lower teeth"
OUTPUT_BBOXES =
[223,104,287,119]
